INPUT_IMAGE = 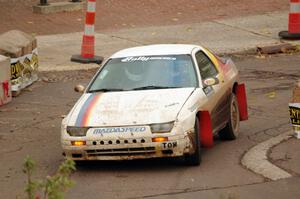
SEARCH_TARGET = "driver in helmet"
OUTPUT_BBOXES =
[123,59,148,88]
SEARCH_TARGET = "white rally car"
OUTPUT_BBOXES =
[61,44,248,165]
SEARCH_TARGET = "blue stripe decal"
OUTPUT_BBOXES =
[75,94,94,127]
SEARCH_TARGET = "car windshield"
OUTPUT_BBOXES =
[88,55,197,92]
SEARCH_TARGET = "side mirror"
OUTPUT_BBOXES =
[74,84,85,93]
[203,77,219,87]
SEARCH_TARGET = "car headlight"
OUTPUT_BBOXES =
[150,122,174,133]
[66,126,89,137]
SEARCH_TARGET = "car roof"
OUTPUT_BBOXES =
[110,44,202,58]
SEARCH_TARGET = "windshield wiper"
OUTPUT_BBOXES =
[131,85,180,90]
[88,88,125,93]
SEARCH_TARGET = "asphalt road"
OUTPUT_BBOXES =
[0,53,299,199]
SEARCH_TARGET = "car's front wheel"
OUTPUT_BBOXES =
[184,118,202,166]
[219,94,240,140]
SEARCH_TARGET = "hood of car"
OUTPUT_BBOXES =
[67,88,195,127]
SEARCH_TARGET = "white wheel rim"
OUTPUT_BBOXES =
[231,98,240,136]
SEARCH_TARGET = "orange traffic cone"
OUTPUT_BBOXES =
[279,0,300,39]
[71,0,103,64]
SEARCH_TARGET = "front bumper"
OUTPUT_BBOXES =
[62,133,195,161]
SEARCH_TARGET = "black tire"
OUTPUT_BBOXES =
[74,160,87,167]
[184,118,202,166]
[219,94,240,140]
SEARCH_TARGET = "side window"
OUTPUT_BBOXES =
[195,51,218,80]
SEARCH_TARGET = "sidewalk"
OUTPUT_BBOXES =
[37,11,300,71]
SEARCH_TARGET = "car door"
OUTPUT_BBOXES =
[195,50,230,133]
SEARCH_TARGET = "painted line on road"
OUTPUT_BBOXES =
[241,130,294,180]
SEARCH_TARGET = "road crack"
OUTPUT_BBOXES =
[212,20,277,40]
[247,122,290,143]
[0,146,23,155]
[110,35,146,45]
[129,182,265,199]
[1,115,59,134]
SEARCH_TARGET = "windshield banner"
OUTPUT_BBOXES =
[121,56,176,62]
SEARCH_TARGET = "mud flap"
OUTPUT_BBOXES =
[199,111,214,148]
[235,83,248,121]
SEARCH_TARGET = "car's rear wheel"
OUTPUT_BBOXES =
[219,94,240,140]
[184,118,202,166]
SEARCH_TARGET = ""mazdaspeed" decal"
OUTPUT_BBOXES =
[93,127,147,134]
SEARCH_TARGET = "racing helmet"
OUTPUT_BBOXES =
[124,62,146,82]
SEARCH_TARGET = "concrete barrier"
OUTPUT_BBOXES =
[33,1,84,14]
[0,30,39,96]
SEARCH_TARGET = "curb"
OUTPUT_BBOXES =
[224,42,300,57]
[241,131,294,181]
[40,43,298,72]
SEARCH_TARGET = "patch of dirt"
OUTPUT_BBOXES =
[39,68,97,82]
[241,70,300,81]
